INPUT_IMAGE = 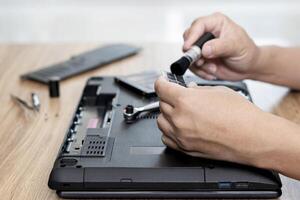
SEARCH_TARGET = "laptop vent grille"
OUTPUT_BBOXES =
[81,136,107,157]
[138,111,160,119]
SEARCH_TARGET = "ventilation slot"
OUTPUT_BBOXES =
[137,111,160,120]
[81,136,107,157]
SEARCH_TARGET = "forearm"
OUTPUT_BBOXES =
[252,112,300,180]
[251,46,300,90]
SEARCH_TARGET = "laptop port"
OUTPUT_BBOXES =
[235,182,249,189]
[218,182,232,189]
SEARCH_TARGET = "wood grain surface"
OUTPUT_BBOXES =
[0,44,299,200]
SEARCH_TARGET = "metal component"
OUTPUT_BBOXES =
[74,119,81,125]
[123,101,159,123]
[31,93,40,112]
[64,142,72,153]
[76,112,83,118]
[67,134,75,142]
[183,46,201,63]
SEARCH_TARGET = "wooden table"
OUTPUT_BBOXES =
[0,44,299,200]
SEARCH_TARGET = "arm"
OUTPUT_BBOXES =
[252,46,300,90]
[154,77,300,180]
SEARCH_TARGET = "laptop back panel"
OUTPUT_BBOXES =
[48,76,281,198]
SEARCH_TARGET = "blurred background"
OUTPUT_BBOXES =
[1,0,299,46]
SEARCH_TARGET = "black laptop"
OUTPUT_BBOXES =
[48,73,282,199]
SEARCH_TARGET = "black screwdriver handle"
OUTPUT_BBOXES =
[194,32,215,49]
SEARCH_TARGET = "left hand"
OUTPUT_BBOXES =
[154,76,269,166]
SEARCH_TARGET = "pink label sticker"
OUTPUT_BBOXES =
[87,118,99,128]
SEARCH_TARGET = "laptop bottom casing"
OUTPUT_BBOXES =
[48,76,282,199]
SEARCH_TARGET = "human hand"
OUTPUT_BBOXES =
[154,77,269,166]
[183,13,261,81]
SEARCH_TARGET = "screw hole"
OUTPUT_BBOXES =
[207,165,215,169]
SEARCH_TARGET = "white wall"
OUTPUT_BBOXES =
[0,0,299,45]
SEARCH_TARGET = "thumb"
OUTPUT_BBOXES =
[202,38,235,59]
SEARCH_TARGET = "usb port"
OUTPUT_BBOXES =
[218,182,232,189]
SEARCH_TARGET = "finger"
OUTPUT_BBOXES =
[159,100,174,118]
[200,62,218,75]
[183,22,205,51]
[155,76,185,106]
[162,129,223,159]
[183,13,224,50]
[162,134,213,157]
[161,135,181,151]
[199,59,241,81]
[189,64,211,78]
[202,38,235,59]
[189,66,217,80]
[185,151,212,159]
[183,29,191,51]
[157,114,176,141]
[197,70,217,80]
[183,28,190,41]
[194,58,205,67]
[193,59,217,73]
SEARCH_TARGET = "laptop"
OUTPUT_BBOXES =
[48,73,282,199]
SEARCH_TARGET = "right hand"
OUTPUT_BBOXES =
[183,13,261,81]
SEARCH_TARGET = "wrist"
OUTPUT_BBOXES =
[249,112,298,174]
[230,108,281,171]
[248,46,273,80]
[248,112,278,170]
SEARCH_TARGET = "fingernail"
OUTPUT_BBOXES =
[161,135,166,143]
[207,75,217,80]
[204,45,213,58]
[208,64,217,73]
[196,59,204,67]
